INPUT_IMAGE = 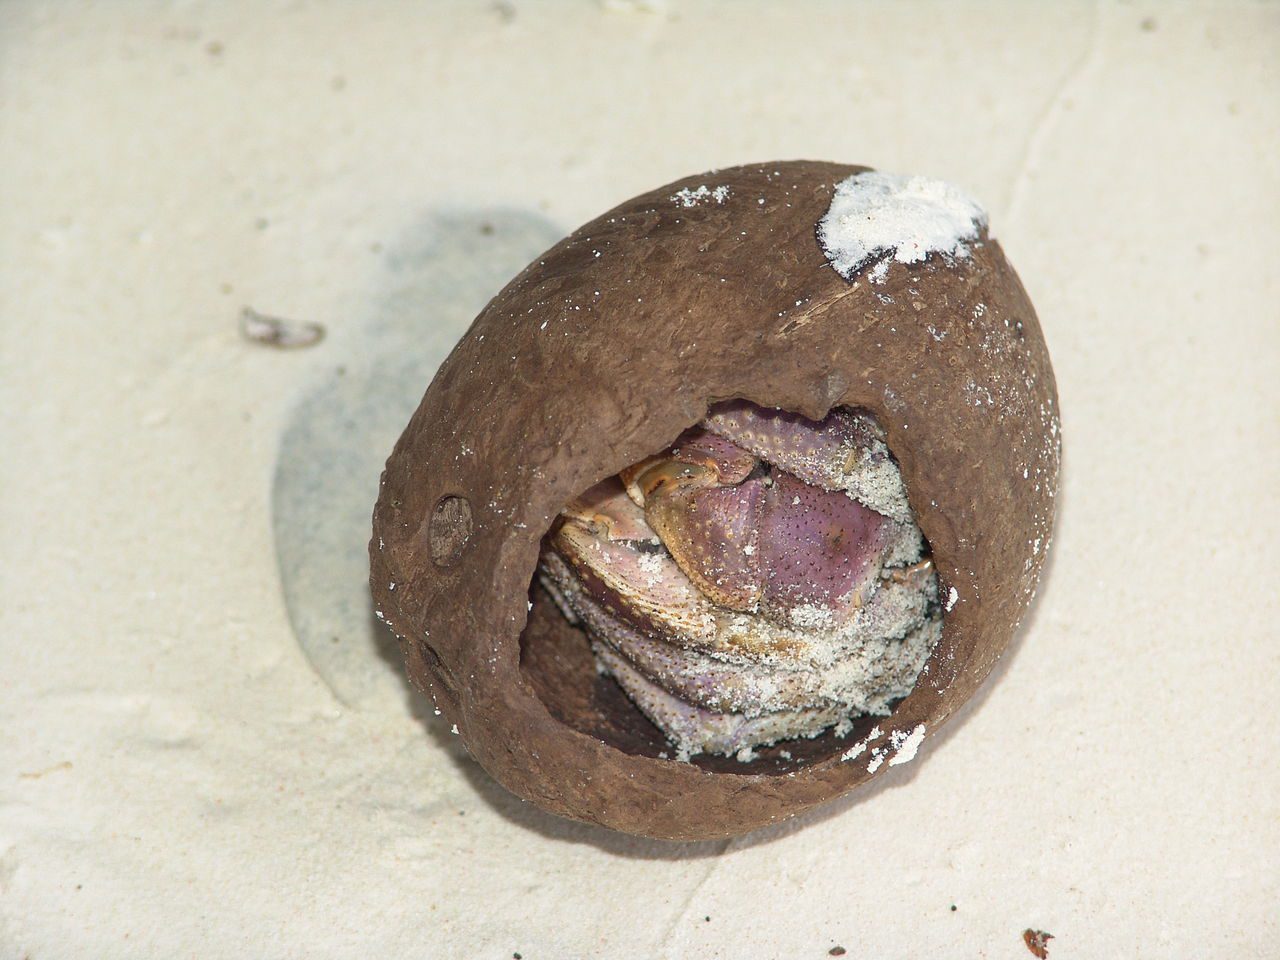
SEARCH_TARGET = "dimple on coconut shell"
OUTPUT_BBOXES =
[369,160,1060,841]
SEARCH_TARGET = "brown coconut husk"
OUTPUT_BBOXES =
[370,161,1060,840]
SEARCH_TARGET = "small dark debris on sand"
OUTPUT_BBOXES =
[239,307,325,349]
[1022,928,1054,958]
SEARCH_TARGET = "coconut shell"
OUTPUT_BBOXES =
[369,161,1060,841]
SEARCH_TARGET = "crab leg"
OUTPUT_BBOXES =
[542,549,939,717]
[592,643,850,761]
[548,518,932,668]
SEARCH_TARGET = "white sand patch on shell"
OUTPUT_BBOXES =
[888,724,926,766]
[671,184,730,207]
[817,171,988,281]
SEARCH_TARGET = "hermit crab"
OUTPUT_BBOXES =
[370,161,1059,840]
[540,400,941,761]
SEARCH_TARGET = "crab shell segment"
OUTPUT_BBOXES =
[704,400,913,523]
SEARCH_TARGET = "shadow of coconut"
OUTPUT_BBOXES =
[272,208,562,717]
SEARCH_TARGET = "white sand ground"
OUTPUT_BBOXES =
[1,2,1277,957]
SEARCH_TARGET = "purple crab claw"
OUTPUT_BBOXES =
[756,470,892,625]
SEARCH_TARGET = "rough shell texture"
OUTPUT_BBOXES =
[369,161,1060,841]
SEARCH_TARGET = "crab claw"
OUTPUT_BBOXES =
[757,471,893,626]
[645,479,766,611]
[592,642,849,761]
[624,428,899,626]
[628,430,765,612]
[620,430,756,506]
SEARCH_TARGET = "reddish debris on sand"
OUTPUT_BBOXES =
[1022,928,1053,958]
